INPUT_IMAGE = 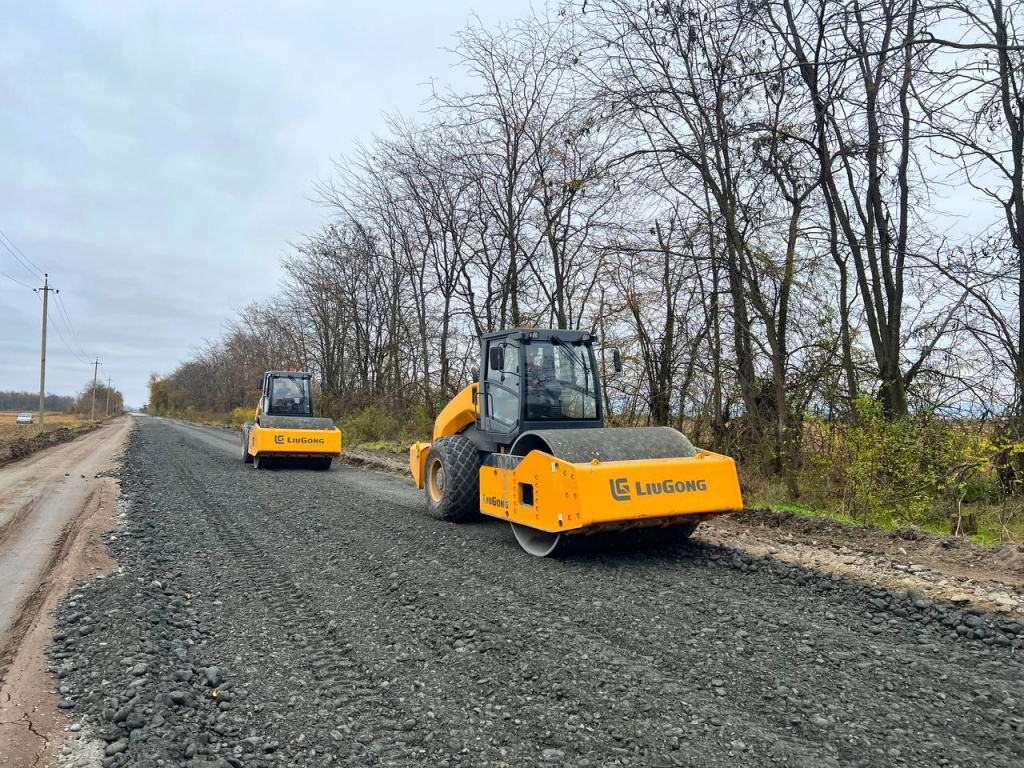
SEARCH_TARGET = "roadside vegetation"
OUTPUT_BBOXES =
[149,0,1024,543]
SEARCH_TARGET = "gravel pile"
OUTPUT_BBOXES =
[49,418,1024,767]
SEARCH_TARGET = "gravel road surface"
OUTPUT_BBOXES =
[50,416,1024,767]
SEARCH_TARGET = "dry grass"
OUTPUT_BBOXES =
[0,412,96,464]
[0,411,84,425]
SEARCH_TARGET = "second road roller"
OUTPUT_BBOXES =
[410,328,743,556]
[242,369,342,470]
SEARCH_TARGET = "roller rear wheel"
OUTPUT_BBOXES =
[423,435,481,522]
[242,425,253,463]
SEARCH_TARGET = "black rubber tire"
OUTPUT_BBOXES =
[253,452,267,470]
[242,426,253,463]
[311,457,333,471]
[423,435,481,522]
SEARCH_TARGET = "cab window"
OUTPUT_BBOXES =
[523,341,598,421]
[486,343,520,427]
[268,377,312,416]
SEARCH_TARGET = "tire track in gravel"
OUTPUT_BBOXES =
[246,471,762,759]
[159,448,423,765]
[57,417,1024,768]
[158,430,680,765]
[210,498,707,765]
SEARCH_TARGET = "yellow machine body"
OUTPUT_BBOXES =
[249,423,342,459]
[410,382,478,488]
[433,383,479,439]
[478,449,742,534]
[410,442,429,489]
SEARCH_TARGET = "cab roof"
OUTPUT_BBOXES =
[482,328,597,344]
[265,370,311,379]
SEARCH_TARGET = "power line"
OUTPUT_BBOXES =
[0,267,34,290]
[54,292,91,361]
[52,314,91,364]
[0,234,44,286]
[37,291,90,365]
[53,295,84,357]
[0,229,44,282]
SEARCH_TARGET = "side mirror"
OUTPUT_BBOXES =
[489,346,504,372]
[471,366,480,383]
[612,347,623,373]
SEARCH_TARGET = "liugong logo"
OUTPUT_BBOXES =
[274,435,325,445]
[610,477,631,501]
[610,477,707,501]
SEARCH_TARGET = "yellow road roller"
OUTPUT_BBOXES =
[410,328,743,556]
[242,370,342,470]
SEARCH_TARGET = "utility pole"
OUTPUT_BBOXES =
[105,376,112,418]
[90,358,101,421]
[35,274,58,433]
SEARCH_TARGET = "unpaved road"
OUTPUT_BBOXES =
[47,417,1024,767]
[0,418,127,652]
[0,418,127,767]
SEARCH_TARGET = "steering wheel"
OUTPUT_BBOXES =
[527,378,562,417]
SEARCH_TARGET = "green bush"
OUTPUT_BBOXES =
[960,479,999,505]
[338,405,425,445]
[228,407,251,429]
[405,404,434,441]
[832,398,1000,528]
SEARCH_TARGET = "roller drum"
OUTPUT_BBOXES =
[258,415,337,430]
[509,426,696,463]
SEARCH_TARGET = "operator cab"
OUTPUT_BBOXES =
[479,328,608,449]
[262,370,313,417]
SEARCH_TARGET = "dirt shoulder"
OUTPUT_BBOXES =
[702,508,1024,618]
[0,420,127,768]
[0,423,101,470]
[339,446,408,475]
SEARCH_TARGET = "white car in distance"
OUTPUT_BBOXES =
[15,412,35,425]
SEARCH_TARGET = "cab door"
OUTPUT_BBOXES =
[480,340,521,440]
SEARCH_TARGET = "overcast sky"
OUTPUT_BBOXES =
[0,0,527,408]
